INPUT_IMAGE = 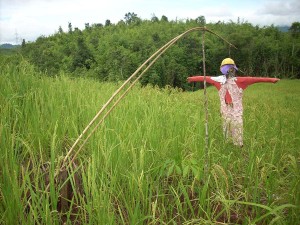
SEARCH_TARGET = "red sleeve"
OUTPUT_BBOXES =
[187,76,221,89]
[236,77,280,89]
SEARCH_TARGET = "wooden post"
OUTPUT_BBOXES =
[202,28,209,171]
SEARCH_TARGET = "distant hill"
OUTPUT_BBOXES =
[276,26,290,32]
[0,43,20,49]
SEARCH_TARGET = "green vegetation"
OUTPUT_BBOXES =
[1,58,299,224]
[1,17,299,224]
[18,16,300,89]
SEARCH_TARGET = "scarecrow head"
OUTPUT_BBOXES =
[220,58,238,78]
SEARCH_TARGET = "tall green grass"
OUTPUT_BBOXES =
[1,59,299,224]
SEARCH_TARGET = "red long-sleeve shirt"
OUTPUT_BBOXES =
[187,76,280,104]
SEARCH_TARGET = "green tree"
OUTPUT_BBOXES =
[85,23,90,30]
[58,26,63,34]
[289,22,300,38]
[124,12,141,25]
[289,22,300,77]
[151,14,159,23]
[195,16,206,25]
[105,20,111,27]
[161,15,168,22]
[21,39,26,48]
[68,22,73,33]
[71,37,94,72]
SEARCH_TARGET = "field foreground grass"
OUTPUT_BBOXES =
[0,60,300,224]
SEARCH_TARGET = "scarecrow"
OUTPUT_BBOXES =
[187,58,280,147]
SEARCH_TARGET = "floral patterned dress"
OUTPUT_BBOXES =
[218,77,243,146]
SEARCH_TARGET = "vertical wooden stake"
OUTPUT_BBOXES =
[202,28,209,171]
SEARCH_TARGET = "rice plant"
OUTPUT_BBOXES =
[0,58,299,224]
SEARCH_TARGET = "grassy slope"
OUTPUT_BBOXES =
[0,60,299,224]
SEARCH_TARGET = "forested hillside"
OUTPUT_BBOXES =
[20,14,300,89]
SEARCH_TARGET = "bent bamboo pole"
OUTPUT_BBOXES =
[63,26,237,168]
[42,26,237,197]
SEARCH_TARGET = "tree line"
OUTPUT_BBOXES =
[20,14,300,90]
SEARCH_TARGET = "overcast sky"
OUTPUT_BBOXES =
[1,0,300,45]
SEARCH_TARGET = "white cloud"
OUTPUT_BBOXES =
[1,0,300,44]
[257,0,300,16]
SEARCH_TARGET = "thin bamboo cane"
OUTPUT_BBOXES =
[58,26,237,179]
[64,28,193,162]
[65,27,236,163]
[43,26,237,198]
[69,35,180,165]
[202,29,209,172]
[64,27,211,163]
[43,28,192,196]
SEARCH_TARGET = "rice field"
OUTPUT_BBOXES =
[0,59,299,224]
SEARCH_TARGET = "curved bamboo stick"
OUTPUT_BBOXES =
[64,29,187,162]
[42,26,237,197]
[69,33,182,165]
[64,26,237,167]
